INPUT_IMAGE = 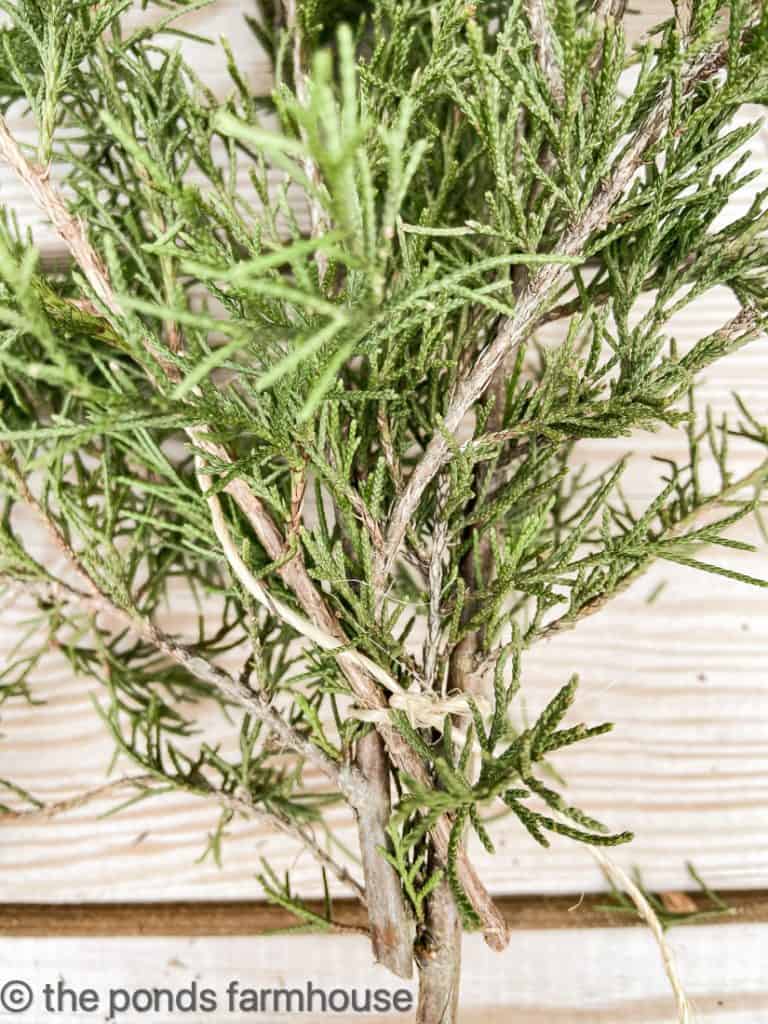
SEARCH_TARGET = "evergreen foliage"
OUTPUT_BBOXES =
[0,0,766,1014]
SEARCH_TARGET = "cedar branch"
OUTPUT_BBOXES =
[0,110,506,958]
[375,33,737,589]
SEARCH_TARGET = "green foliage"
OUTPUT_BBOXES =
[256,861,340,932]
[0,0,765,953]
[380,820,444,923]
[597,862,735,930]
[391,667,631,916]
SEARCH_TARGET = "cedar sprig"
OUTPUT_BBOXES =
[0,0,766,1015]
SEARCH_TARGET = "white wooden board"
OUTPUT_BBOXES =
[1,923,767,1023]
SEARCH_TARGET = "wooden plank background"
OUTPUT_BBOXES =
[1,1,768,1020]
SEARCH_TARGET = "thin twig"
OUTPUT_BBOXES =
[0,773,366,903]
[0,775,156,821]
[524,0,565,104]
[214,790,366,904]
[424,480,450,693]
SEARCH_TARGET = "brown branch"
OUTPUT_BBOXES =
[194,442,414,975]
[351,730,406,954]
[525,0,565,105]
[212,790,367,905]
[375,33,736,591]
[673,0,694,40]
[415,878,462,1024]
[0,775,156,821]
[593,0,630,22]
